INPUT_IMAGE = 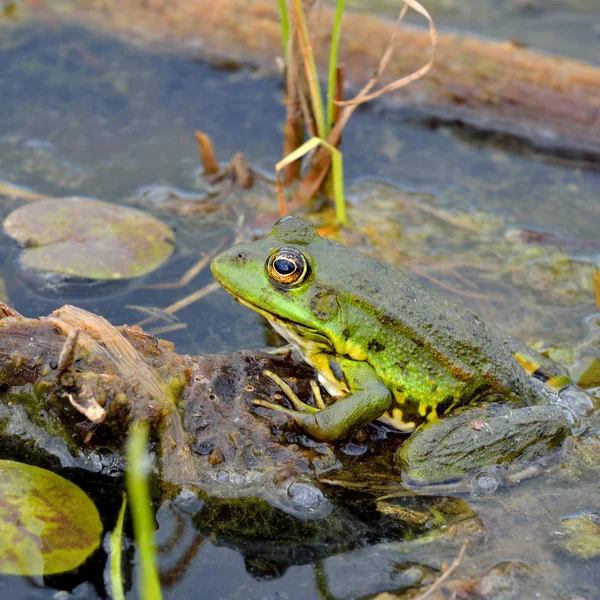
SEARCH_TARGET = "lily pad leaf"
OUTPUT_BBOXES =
[0,460,103,575]
[3,197,175,280]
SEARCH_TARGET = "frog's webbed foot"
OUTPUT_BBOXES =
[252,370,321,416]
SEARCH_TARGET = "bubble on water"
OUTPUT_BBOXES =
[287,482,324,508]
[231,472,247,486]
[216,470,230,483]
[340,442,368,456]
[474,471,499,494]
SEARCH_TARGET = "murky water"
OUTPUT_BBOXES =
[0,6,599,600]
[340,0,600,64]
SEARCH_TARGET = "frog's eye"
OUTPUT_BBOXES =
[267,246,310,287]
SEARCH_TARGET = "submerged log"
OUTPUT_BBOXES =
[43,0,600,160]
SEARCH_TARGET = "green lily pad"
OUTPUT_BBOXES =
[0,460,103,575]
[3,197,174,280]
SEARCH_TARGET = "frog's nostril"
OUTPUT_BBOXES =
[237,252,247,263]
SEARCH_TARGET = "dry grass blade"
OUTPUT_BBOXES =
[148,322,188,336]
[194,131,220,176]
[414,539,469,600]
[140,235,231,290]
[128,306,180,329]
[0,181,46,201]
[163,281,221,315]
[400,197,481,232]
[336,3,409,110]
[291,0,326,138]
[275,136,345,221]
[295,0,436,203]
[296,73,318,138]
[335,0,437,106]
[408,264,495,300]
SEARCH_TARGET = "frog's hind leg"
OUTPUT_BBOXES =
[398,402,570,486]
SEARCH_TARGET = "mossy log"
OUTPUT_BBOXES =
[0,302,348,511]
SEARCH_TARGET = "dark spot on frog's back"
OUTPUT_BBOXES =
[377,314,395,326]
[400,395,422,423]
[309,289,339,321]
[367,338,385,352]
[357,281,382,296]
[436,396,454,416]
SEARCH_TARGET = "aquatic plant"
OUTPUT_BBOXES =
[0,461,102,576]
[109,494,128,600]
[126,423,163,600]
[276,0,437,226]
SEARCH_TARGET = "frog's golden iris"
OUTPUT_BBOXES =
[267,246,310,287]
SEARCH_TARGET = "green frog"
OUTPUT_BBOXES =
[211,217,578,483]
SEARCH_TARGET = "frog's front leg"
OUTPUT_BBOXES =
[398,403,571,486]
[254,357,392,442]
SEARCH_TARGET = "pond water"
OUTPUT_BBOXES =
[0,4,599,599]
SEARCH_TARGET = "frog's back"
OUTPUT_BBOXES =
[316,238,538,408]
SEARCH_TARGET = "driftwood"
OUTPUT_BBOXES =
[0,302,362,513]
[42,0,600,160]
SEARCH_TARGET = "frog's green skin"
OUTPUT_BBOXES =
[211,217,572,444]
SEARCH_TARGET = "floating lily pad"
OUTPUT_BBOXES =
[3,197,174,280]
[0,460,102,575]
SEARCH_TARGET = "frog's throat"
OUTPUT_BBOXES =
[230,294,332,350]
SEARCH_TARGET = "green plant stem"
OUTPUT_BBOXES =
[275,136,346,226]
[275,0,290,60]
[126,423,162,600]
[109,493,127,600]
[327,0,345,131]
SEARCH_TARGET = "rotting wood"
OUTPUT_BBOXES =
[42,0,600,160]
[0,303,198,483]
[0,302,339,492]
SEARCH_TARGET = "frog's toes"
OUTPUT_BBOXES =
[252,398,302,416]
[260,370,319,414]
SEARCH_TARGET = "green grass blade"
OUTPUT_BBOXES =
[109,493,127,600]
[291,0,326,139]
[330,149,346,226]
[275,0,290,60]
[276,136,347,226]
[126,423,162,600]
[327,0,345,131]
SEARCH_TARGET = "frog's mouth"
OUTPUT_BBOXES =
[230,294,314,334]
[228,293,332,351]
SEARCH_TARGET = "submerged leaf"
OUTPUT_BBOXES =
[3,197,174,280]
[0,460,102,575]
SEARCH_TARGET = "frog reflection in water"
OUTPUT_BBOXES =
[211,217,579,483]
